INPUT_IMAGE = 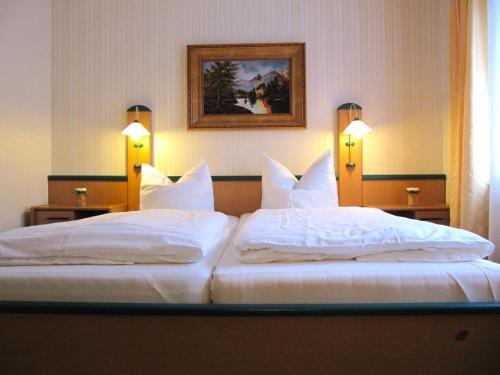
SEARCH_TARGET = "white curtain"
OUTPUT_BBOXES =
[489,0,500,262]
[449,0,490,237]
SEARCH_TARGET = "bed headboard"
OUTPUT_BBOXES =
[124,106,446,217]
[47,173,445,217]
[126,104,361,214]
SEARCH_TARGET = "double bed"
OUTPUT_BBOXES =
[1,158,499,374]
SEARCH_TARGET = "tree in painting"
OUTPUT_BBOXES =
[203,61,251,114]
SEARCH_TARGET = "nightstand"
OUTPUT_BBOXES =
[30,204,128,226]
[365,204,450,226]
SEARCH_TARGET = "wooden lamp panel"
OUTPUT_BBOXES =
[337,103,363,207]
[126,106,152,211]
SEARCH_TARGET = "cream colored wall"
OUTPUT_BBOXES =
[52,0,449,176]
[0,0,52,231]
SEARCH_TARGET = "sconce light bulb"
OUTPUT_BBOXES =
[121,120,151,142]
[343,118,372,139]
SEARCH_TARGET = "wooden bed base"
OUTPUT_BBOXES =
[1,302,499,374]
[6,105,496,373]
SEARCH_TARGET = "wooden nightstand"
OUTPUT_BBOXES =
[365,204,450,226]
[30,204,128,226]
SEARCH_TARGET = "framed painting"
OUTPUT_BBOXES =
[187,43,306,129]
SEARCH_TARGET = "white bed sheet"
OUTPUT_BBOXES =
[211,215,500,304]
[0,217,238,304]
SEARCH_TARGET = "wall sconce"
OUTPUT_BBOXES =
[121,105,151,169]
[343,104,372,167]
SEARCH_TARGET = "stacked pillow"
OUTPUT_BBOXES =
[262,150,338,209]
[140,160,214,211]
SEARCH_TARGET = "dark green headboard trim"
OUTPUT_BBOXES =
[363,174,446,181]
[49,174,446,182]
[337,103,362,110]
[169,176,264,182]
[126,105,151,112]
[48,175,128,182]
[0,301,498,316]
[48,175,268,182]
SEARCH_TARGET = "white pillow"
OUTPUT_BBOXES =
[261,151,338,209]
[140,160,214,211]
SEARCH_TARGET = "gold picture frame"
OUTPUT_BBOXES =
[187,43,306,129]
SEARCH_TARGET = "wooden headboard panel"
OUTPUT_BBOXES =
[47,175,445,217]
[126,106,152,211]
[212,180,261,217]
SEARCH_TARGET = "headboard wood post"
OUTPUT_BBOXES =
[337,103,363,206]
[126,105,152,211]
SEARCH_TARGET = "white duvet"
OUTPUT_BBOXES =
[235,208,494,263]
[0,209,229,265]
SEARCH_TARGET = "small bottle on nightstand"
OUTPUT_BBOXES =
[75,188,88,206]
[406,187,420,206]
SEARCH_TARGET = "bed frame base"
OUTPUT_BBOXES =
[1,303,499,374]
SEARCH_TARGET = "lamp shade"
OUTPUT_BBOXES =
[343,118,372,139]
[121,120,151,141]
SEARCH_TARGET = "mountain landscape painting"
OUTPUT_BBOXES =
[203,59,290,115]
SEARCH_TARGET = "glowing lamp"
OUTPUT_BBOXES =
[121,120,150,141]
[122,106,151,169]
[342,104,372,168]
[343,119,372,139]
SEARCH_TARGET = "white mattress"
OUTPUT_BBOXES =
[0,217,238,304]
[211,215,500,304]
